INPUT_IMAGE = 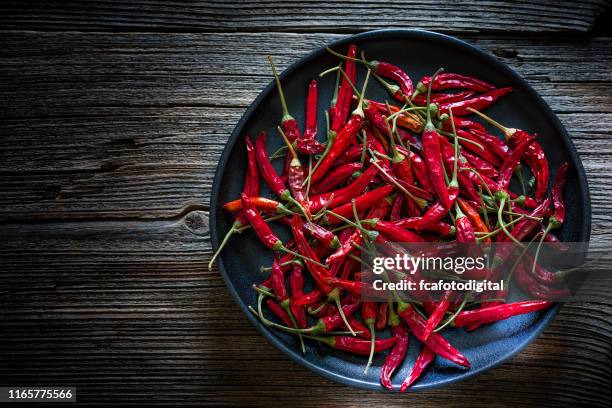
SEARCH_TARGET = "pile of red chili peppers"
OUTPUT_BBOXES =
[210,46,571,392]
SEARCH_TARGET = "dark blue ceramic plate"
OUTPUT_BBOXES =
[210,29,591,391]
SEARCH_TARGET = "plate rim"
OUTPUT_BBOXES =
[209,28,592,391]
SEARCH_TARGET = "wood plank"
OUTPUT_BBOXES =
[0,1,606,34]
[0,33,610,221]
[1,216,611,405]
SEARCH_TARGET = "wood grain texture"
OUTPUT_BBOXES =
[0,2,611,406]
[0,0,607,34]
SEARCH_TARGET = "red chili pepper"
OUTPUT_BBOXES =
[324,276,370,296]
[369,60,414,101]
[455,128,503,167]
[400,347,435,392]
[396,147,435,193]
[422,125,451,209]
[370,220,426,242]
[223,196,292,214]
[326,185,395,224]
[551,161,569,226]
[455,205,477,243]
[297,79,325,154]
[254,131,289,200]
[289,265,307,328]
[497,135,535,192]
[380,323,409,391]
[278,127,310,216]
[467,109,550,202]
[326,228,363,266]
[290,215,332,293]
[454,301,551,327]
[469,128,511,161]
[366,194,393,220]
[366,100,423,134]
[309,162,363,195]
[412,202,451,232]
[412,90,476,106]
[442,116,487,134]
[241,193,282,250]
[292,289,324,307]
[311,114,364,184]
[461,150,499,178]
[309,165,379,212]
[417,73,495,93]
[266,298,294,327]
[422,291,454,340]
[458,198,491,244]
[331,45,357,133]
[503,197,550,242]
[440,87,512,116]
[270,254,289,303]
[397,302,470,367]
[310,335,397,355]
[393,218,455,237]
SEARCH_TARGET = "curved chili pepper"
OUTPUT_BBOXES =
[422,125,451,209]
[503,197,550,242]
[396,147,435,193]
[400,347,435,392]
[454,301,551,327]
[442,116,487,134]
[397,302,470,367]
[270,254,289,303]
[455,128,502,167]
[309,162,363,195]
[497,135,535,192]
[455,204,476,243]
[469,128,511,161]
[413,202,450,232]
[457,198,491,244]
[440,87,512,116]
[461,150,499,178]
[417,73,495,93]
[422,291,454,340]
[255,131,289,199]
[380,323,409,391]
[551,161,569,226]
[412,90,476,106]
[326,228,362,266]
[368,60,413,101]
[297,79,325,154]
[367,100,423,133]
[278,127,310,216]
[241,194,282,250]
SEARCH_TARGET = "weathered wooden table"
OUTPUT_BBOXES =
[1,2,611,406]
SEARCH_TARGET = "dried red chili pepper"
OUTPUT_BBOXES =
[380,315,409,391]
[468,108,550,202]
[254,131,289,199]
[390,195,404,221]
[347,316,372,340]
[397,301,470,367]
[550,161,569,227]
[416,72,495,94]
[412,90,476,106]
[469,128,511,160]
[331,45,357,133]
[376,302,389,330]
[422,291,453,341]
[454,301,551,327]
[497,135,535,192]
[310,71,370,184]
[309,162,363,195]
[326,185,395,225]
[289,265,307,328]
[393,218,455,237]
[439,87,512,116]
[266,298,293,327]
[297,79,325,154]
[421,69,453,210]
[400,347,435,392]
[309,165,379,212]
[308,335,397,355]
[223,196,293,214]
[458,198,491,244]
[461,150,499,178]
